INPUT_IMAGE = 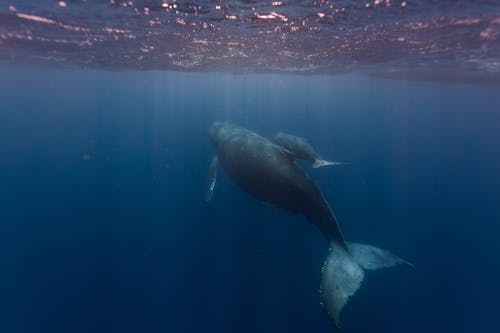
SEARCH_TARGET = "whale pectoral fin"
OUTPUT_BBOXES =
[320,242,413,328]
[312,160,347,168]
[204,156,218,202]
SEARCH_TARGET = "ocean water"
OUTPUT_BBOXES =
[1,1,500,333]
[1,67,499,333]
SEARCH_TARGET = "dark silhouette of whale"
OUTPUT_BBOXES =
[205,122,413,329]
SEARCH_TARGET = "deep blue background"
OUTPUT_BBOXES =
[0,66,499,333]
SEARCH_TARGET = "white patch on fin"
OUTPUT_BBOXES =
[204,156,218,202]
[312,159,345,168]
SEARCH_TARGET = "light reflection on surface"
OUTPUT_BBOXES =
[0,0,499,83]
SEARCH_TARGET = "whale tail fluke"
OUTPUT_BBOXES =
[312,159,347,168]
[320,242,413,329]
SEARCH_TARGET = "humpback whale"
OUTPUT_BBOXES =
[205,122,413,329]
[273,132,344,168]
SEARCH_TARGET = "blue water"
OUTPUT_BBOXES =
[1,66,499,333]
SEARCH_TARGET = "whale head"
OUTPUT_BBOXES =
[208,121,223,141]
[208,122,237,149]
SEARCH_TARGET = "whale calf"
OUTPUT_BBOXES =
[206,122,413,329]
[273,132,344,168]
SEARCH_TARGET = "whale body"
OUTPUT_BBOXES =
[209,122,347,246]
[206,122,413,329]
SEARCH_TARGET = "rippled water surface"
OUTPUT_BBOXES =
[1,1,500,82]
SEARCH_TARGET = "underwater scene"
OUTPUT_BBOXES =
[1,1,500,333]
